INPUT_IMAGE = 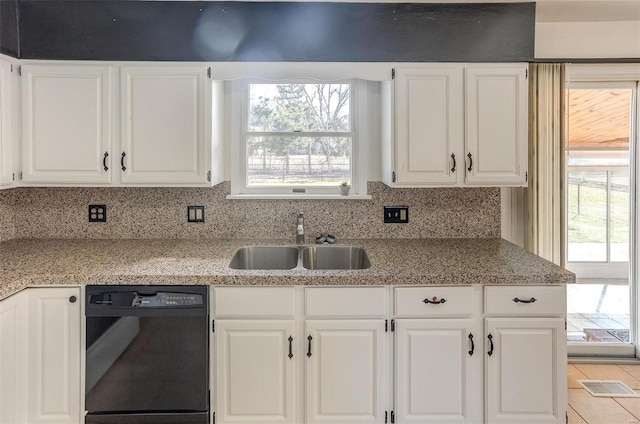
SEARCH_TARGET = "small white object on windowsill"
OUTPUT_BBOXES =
[339,182,351,196]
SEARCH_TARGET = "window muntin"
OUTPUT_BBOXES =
[243,82,355,192]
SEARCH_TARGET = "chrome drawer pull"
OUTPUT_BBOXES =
[424,297,446,304]
[513,297,537,304]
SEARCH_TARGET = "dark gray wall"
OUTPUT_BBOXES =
[17,1,535,62]
[0,0,19,57]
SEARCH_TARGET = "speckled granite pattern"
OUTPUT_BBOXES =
[0,238,575,300]
[9,182,500,240]
[0,190,15,242]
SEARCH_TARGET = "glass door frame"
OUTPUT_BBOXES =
[564,71,639,358]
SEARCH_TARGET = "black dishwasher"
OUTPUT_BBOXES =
[85,285,209,424]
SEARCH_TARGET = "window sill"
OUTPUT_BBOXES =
[226,194,372,200]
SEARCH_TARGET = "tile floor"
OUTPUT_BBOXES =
[569,363,640,424]
[567,283,630,342]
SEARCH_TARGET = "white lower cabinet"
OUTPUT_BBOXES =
[0,287,81,424]
[212,285,567,424]
[214,320,296,424]
[0,290,29,424]
[305,320,386,424]
[485,318,566,424]
[395,319,481,423]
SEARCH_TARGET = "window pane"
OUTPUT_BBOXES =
[247,136,350,186]
[611,169,629,262]
[567,170,608,262]
[249,83,351,133]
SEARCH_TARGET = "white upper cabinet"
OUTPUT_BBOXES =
[0,57,17,188]
[385,63,528,188]
[394,67,463,185]
[465,66,528,186]
[21,64,113,184]
[120,65,210,185]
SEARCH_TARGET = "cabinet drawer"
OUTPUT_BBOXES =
[484,286,566,316]
[394,286,474,317]
[305,287,386,317]
[214,287,295,318]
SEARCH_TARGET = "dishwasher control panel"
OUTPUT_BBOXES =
[88,290,204,307]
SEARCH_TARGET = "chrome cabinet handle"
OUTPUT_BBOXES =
[307,335,313,357]
[451,153,456,172]
[121,152,127,171]
[467,152,473,172]
[423,297,446,304]
[487,333,494,356]
[468,333,474,356]
[103,152,109,171]
[513,297,537,304]
[288,336,293,359]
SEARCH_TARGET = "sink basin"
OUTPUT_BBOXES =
[302,246,371,270]
[229,246,300,270]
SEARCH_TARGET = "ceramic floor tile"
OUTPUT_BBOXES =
[568,364,590,389]
[568,388,638,424]
[574,364,640,390]
[568,405,588,424]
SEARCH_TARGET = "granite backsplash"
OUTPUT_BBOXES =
[0,182,500,241]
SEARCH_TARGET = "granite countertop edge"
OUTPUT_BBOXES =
[0,237,576,301]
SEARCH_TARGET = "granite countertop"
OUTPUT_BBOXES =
[0,238,575,300]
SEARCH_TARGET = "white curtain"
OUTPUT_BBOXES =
[525,63,566,265]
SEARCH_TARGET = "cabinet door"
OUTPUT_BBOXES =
[120,66,210,185]
[465,66,528,186]
[21,65,113,184]
[215,320,295,424]
[394,67,463,185]
[0,291,28,424]
[27,287,81,424]
[485,318,566,424]
[305,320,385,424]
[0,58,15,188]
[395,319,481,424]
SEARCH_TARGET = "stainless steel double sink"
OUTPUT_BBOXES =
[229,245,371,270]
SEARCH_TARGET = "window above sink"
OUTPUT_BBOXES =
[228,78,371,200]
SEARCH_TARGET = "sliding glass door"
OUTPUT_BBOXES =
[566,82,637,357]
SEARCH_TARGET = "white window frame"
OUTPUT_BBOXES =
[228,78,370,199]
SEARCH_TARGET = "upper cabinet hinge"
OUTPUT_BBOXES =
[391,319,395,332]
[212,319,215,333]
[392,171,396,183]
[207,170,211,182]
[391,68,396,79]
[207,67,212,78]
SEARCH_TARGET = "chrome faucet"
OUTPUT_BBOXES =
[296,212,305,245]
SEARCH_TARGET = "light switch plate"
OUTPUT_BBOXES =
[383,206,409,223]
[187,206,205,223]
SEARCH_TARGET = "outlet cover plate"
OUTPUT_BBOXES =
[187,206,205,223]
[88,205,107,223]
[384,206,409,223]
